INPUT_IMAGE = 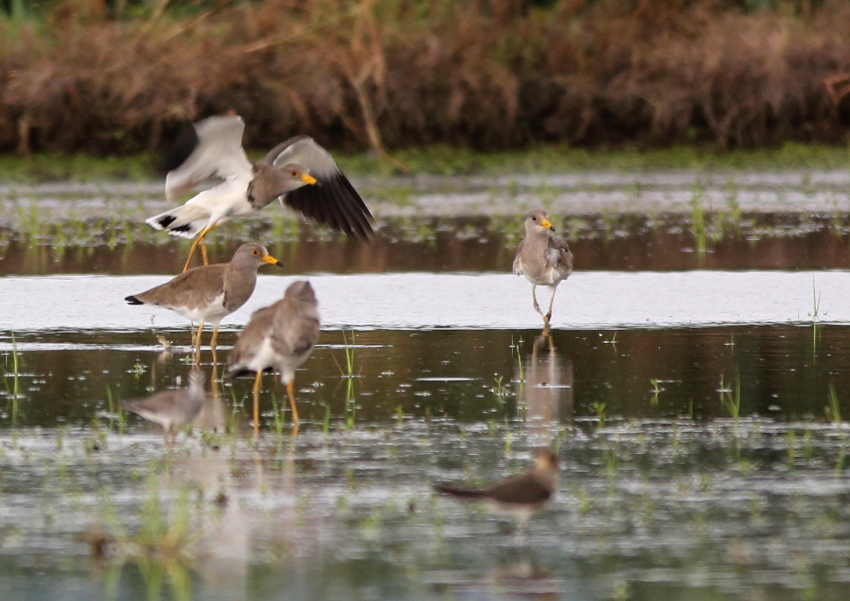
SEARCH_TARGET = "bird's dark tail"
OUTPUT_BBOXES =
[125,296,143,305]
[434,484,488,499]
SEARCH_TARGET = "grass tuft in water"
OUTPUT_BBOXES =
[3,332,22,424]
[649,379,662,406]
[689,182,707,261]
[810,278,823,353]
[719,372,741,420]
[592,401,606,430]
[826,383,842,425]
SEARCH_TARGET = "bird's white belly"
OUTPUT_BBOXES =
[244,337,278,373]
[172,293,227,322]
[519,260,559,286]
[187,177,253,222]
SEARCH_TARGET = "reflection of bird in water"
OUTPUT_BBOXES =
[489,548,562,601]
[121,369,206,446]
[513,209,573,332]
[148,115,374,272]
[518,334,573,440]
[225,280,320,438]
[194,364,227,433]
[155,334,173,363]
[434,450,559,526]
[125,243,282,365]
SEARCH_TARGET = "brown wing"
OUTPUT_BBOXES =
[484,472,553,505]
[269,295,320,359]
[512,239,525,274]
[225,304,277,376]
[548,234,573,276]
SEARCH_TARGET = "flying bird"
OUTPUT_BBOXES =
[148,115,374,271]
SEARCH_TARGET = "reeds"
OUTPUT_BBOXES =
[3,1,850,154]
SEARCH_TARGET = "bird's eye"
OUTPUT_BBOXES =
[251,250,259,256]
[291,170,298,177]
[532,216,537,221]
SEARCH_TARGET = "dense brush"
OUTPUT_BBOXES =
[2,0,850,153]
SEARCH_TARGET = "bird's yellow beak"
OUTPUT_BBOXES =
[301,173,318,185]
[540,218,554,231]
[262,254,283,267]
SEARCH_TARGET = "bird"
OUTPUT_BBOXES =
[121,369,206,446]
[225,280,320,438]
[147,115,375,272]
[125,242,282,365]
[513,209,573,330]
[434,450,560,525]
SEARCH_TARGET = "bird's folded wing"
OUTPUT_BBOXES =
[263,136,375,241]
[485,473,552,504]
[271,308,320,357]
[512,239,525,274]
[224,305,274,372]
[165,115,253,202]
[548,235,574,274]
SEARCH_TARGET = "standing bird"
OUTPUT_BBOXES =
[125,243,282,364]
[225,280,320,438]
[121,369,206,446]
[148,115,375,271]
[513,209,573,329]
[434,450,560,525]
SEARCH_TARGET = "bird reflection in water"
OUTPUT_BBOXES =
[516,333,573,441]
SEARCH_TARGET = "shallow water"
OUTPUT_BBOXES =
[3,173,850,600]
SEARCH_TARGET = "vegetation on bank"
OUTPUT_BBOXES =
[2,0,850,158]
[0,142,848,182]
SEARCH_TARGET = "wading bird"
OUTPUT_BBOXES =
[125,243,282,364]
[225,280,320,438]
[513,209,573,330]
[148,115,375,271]
[434,450,560,525]
[121,369,206,447]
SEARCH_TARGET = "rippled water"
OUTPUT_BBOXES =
[3,173,850,600]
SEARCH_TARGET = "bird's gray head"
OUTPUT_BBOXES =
[231,242,283,269]
[526,209,555,233]
[248,162,317,209]
[284,280,318,305]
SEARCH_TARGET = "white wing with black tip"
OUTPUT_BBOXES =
[165,115,253,202]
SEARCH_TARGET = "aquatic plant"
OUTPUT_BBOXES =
[689,183,707,259]
[105,385,127,434]
[649,379,662,406]
[826,383,842,425]
[2,332,22,424]
[270,392,287,437]
[810,279,823,351]
[591,401,606,430]
[99,479,200,601]
[786,427,797,469]
[719,372,741,420]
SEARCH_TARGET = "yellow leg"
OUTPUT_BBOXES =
[209,324,219,366]
[286,379,300,429]
[193,321,205,366]
[252,371,263,440]
[182,223,219,272]
[200,236,209,266]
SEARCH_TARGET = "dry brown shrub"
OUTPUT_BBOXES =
[2,0,850,153]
